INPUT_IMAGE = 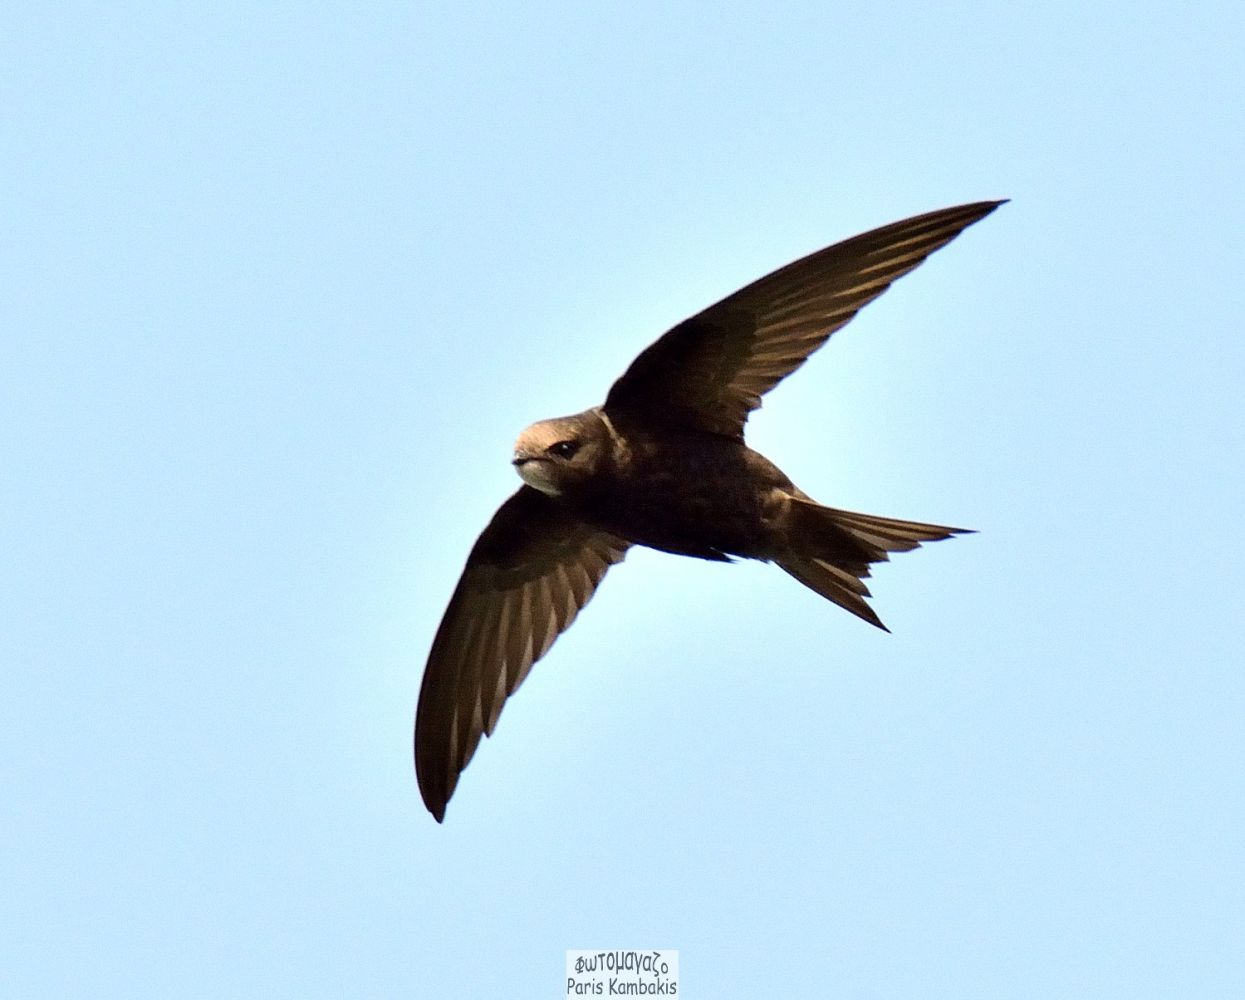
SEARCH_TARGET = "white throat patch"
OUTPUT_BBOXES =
[516,459,562,496]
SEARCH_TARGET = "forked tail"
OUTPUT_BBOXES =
[776,498,970,630]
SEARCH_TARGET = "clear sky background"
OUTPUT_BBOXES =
[4,4,1243,998]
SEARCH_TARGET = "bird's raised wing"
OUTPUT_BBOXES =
[415,486,629,821]
[604,200,1005,438]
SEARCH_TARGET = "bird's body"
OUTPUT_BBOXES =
[531,408,788,562]
[416,200,1005,821]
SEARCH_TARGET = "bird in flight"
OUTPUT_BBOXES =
[416,200,1005,821]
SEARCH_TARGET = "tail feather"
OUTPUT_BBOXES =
[780,555,890,631]
[777,499,970,630]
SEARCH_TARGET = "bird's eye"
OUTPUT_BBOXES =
[547,440,579,459]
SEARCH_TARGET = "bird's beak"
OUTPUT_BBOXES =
[511,447,561,494]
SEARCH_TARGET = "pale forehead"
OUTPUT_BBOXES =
[514,417,577,451]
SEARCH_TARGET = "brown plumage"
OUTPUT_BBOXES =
[416,200,1005,821]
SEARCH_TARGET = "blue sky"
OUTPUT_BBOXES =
[3,3,1243,998]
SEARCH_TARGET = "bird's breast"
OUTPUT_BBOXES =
[572,433,790,560]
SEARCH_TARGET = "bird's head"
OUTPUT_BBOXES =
[511,408,614,497]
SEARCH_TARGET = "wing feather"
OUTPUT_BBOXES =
[415,486,629,821]
[604,201,1004,436]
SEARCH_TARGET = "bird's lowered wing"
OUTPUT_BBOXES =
[604,200,1005,438]
[415,486,629,821]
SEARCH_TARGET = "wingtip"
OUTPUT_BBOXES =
[416,758,449,823]
[967,198,1008,218]
[423,794,447,823]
